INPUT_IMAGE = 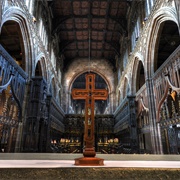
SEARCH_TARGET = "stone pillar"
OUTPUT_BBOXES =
[157,122,163,154]
[110,91,116,113]
[34,116,40,152]
[108,92,112,114]
[146,78,162,154]
[6,127,14,152]
[67,91,71,113]
[15,122,23,152]
[128,95,138,153]
[63,87,69,113]
[46,95,52,152]
[16,81,30,152]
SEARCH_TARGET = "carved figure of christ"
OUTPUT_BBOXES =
[72,73,108,157]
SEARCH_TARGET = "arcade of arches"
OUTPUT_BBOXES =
[0,0,180,155]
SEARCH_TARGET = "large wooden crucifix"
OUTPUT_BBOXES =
[72,73,108,165]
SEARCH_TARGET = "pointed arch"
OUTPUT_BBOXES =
[131,54,145,94]
[35,61,43,76]
[145,6,179,78]
[69,71,109,115]
[1,6,34,76]
[68,69,111,94]
[35,53,48,80]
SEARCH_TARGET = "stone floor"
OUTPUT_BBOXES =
[0,153,180,180]
[1,153,180,161]
[1,167,180,180]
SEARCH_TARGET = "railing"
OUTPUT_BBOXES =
[64,114,115,153]
[64,114,84,134]
[0,115,18,127]
[114,97,129,133]
[0,44,28,119]
[135,84,150,134]
[50,97,65,132]
[95,114,114,134]
[153,45,180,121]
[135,84,148,115]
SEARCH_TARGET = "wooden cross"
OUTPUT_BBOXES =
[72,73,108,157]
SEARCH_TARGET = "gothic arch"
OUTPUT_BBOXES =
[35,61,43,77]
[145,6,178,78]
[68,70,111,94]
[1,6,34,76]
[131,54,145,94]
[69,70,110,114]
[35,54,48,80]
[64,59,114,93]
[68,70,111,110]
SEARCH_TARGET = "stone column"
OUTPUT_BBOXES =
[157,122,163,154]
[146,78,162,154]
[15,122,23,152]
[128,95,138,153]
[46,95,52,152]
[6,127,14,152]
[63,86,69,113]
[15,81,30,152]
[110,91,116,113]
[67,91,71,113]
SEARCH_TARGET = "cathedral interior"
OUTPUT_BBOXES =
[0,0,180,155]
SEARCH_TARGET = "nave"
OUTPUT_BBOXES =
[0,0,180,157]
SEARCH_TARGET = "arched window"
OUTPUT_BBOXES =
[25,0,34,14]
[131,17,140,51]
[145,0,154,17]
[136,61,145,92]
[35,61,42,76]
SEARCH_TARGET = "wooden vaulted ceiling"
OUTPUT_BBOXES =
[50,0,130,69]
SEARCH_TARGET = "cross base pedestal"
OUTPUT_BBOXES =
[74,157,104,166]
